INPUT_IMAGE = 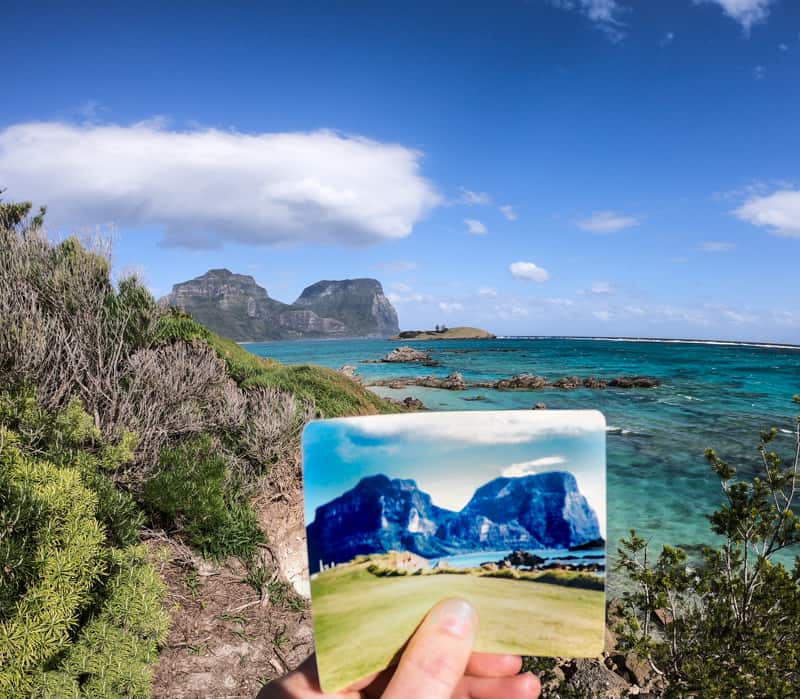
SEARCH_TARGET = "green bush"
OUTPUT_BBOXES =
[0,392,145,548]
[34,545,170,699]
[616,396,800,698]
[142,434,264,559]
[0,438,107,696]
[0,429,169,698]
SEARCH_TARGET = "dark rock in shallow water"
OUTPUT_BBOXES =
[533,402,547,410]
[503,550,546,567]
[385,396,426,410]
[494,373,549,390]
[381,346,433,363]
[569,536,606,551]
[609,376,661,388]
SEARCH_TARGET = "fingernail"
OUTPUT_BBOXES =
[430,598,477,639]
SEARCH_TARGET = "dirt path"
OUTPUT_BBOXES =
[149,480,314,698]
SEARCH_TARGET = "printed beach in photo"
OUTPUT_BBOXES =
[303,409,607,692]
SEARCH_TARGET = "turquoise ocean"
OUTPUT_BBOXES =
[245,337,800,592]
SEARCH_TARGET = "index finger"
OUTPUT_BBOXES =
[381,598,478,699]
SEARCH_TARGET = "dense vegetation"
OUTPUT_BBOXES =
[0,196,397,696]
[616,397,800,698]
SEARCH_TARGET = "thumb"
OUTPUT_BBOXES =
[382,598,478,699]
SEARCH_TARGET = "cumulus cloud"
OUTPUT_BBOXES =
[593,310,612,321]
[464,218,488,235]
[390,282,412,292]
[510,261,550,283]
[478,286,498,297]
[460,188,492,205]
[734,189,800,237]
[700,241,737,252]
[577,210,641,233]
[376,260,418,273]
[500,205,518,221]
[0,120,441,248]
[694,0,775,33]
[438,301,464,313]
[502,456,567,478]
[551,0,628,42]
[590,281,614,294]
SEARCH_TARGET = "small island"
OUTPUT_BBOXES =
[391,325,496,340]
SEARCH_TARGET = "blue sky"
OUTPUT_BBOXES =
[302,410,606,535]
[2,0,799,342]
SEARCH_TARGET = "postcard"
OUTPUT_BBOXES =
[302,410,607,692]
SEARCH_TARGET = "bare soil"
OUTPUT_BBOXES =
[149,474,314,699]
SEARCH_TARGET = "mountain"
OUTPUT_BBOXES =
[307,475,457,571]
[163,269,399,341]
[294,279,399,338]
[307,472,601,572]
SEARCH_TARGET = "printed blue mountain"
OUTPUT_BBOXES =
[307,472,601,573]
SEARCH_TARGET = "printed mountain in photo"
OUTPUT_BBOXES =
[307,472,601,572]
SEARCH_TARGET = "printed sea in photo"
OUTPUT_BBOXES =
[303,410,606,692]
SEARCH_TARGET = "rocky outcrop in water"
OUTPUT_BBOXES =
[164,269,399,341]
[367,372,661,391]
[306,471,601,573]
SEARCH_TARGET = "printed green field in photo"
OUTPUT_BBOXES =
[310,561,605,692]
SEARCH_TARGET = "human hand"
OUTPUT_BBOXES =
[257,598,541,698]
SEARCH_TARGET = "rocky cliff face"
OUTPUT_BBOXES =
[294,279,399,338]
[307,472,601,572]
[163,269,398,341]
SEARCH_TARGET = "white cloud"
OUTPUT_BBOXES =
[734,189,800,237]
[438,301,464,313]
[577,210,641,233]
[510,261,550,283]
[336,410,606,446]
[593,310,612,321]
[376,260,418,273]
[694,0,775,33]
[501,455,567,478]
[551,0,627,42]
[387,291,434,305]
[778,43,788,51]
[0,120,441,248]
[390,282,412,292]
[464,218,488,235]
[660,31,676,46]
[590,281,614,294]
[478,286,498,297]
[460,188,492,205]
[544,297,575,306]
[723,309,757,323]
[494,303,530,320]
[700,241,737,252]
[753,64,766,79]
[499,204,518,221]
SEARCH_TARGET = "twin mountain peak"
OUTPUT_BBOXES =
[164,268,399,340]
[307,472,602,573]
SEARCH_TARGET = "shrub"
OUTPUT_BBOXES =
[616,396,800,698]
[0,438,107,696]
[35,545,170,698]
[142,435,264,559]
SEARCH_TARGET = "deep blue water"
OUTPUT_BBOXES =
[245,337,800,592]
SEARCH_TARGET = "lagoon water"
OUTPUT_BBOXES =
[246,337,800,594]
[429,548,606,570]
